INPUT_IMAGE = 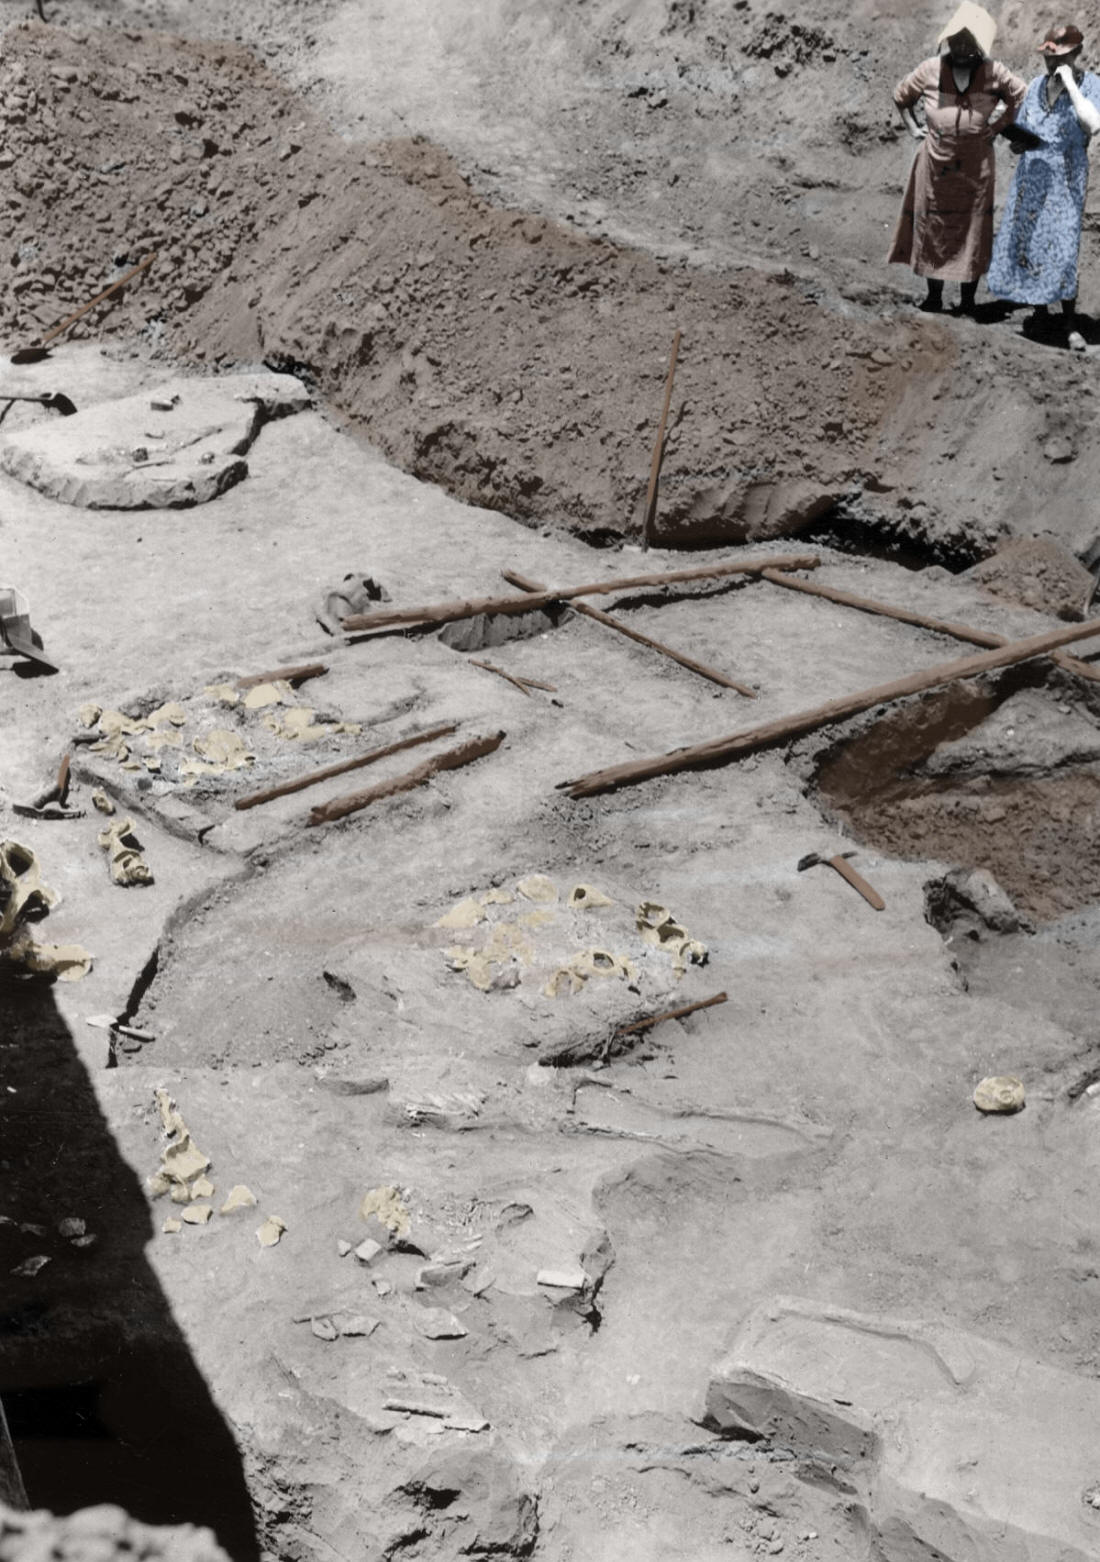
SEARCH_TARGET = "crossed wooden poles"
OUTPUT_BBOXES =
[224,551,1100,822]
[337,552,1100,803]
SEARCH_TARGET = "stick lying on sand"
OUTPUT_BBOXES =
[341,554,821,634]
[234,723,458,811]
[559,615,1100,797]
[614,991,728,1037]
[308,731,505,825]
[502,568,755,696]
[468,660,557,693]
[760,569,1100,685]
[236,661,328,690]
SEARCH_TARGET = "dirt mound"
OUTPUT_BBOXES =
[966,538,1095,623]
[0,20,958,549]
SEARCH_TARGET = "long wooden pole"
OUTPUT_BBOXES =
[234,722,458,811]
[559,615,1100,797]
[342,554,820,634]
[309,731,505,825]
[502,569,756,697]
[38,253,157,348]
[641,328,681,552]
[761,569,1100,685]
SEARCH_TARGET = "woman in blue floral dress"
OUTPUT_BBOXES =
[987,24,1100,338]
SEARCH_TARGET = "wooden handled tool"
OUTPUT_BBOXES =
[797,850,885,911]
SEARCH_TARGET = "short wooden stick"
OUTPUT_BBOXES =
[560,615,1100,797]
[308,731,505,825]
[236,661,328,690]
[342,554,820,634]
[641,328,681,552]
[234,722,458,811]
[468,659,532,696]
[614,990,727,1037]
[501,569,756,697]
[761,569,1100,685]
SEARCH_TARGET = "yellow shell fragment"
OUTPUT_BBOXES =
[162,1217,182,1235]
[481,887,515,905]
[542,946,636,998]
[155,1088,186,1137]
[569,883,614,909]
[193,729,253,768]
[635,901,707,976]
[181,1204,213,1225]
[484,922,534,962]
[517,874,558,904]
[973,1075,1025,1114]
[256,1216,287,1248]
[98,818,153,887]
[91,790,116,815]
[436,898,486,930]
[460,953,494,991]
[204,682,240,705]
[191,1174,215,1199]
[20,941,92,982]
[243,680,294,710]
[146,701,187,728]
[220,1184,257,1214]
[77,701,103,728]
[359,1186,411,1238]
[163,1135,210,1184]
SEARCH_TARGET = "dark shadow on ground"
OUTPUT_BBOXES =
[966,298,1019,325]
[0,972,259,1560]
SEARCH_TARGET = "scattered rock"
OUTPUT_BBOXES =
[256,1216,287,1248]
[413,1306,468,1340]
[973,1075,1026,1114]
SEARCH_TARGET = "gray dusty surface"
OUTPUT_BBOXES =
[4,4,1100,1562]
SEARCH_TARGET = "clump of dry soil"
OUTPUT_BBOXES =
[0,21,960,549]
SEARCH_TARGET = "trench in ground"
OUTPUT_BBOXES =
[814,666,1100,924]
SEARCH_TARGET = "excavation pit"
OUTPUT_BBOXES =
[815,670,1100,923]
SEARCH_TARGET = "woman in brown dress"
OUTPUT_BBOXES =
[889,3,1026,313]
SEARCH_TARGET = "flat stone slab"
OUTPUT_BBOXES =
[705,1296,1100,1562]
[0,372,309,508]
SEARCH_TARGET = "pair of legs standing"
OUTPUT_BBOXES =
[920,277,978,313]
[921,278,1078,323]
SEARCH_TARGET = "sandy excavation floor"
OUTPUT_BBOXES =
[6,3,1100,1562]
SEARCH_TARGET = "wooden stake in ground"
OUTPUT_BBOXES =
[641,328,681,552]
[761,569,1100,686]
[342,554,820,634]
[234,722,458,811]
[502,569,755,696]
[560,615,1100,797]
[308,731,505,825]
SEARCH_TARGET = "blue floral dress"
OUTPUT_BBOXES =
[987,70,1100,303]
